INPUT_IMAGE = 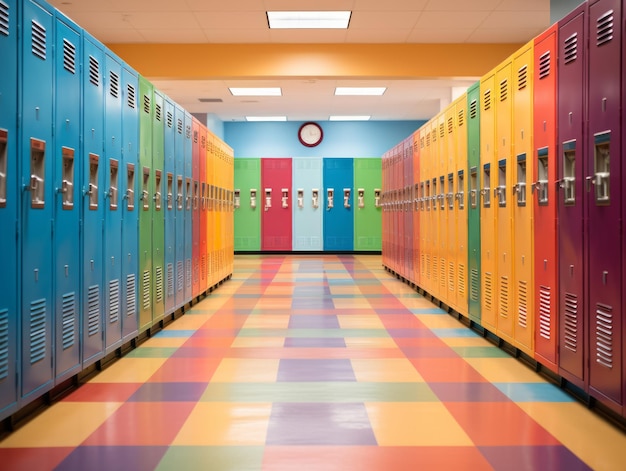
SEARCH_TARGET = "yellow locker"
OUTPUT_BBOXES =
[444,105,457,308]
[436,113,447,301]
[206,132,215,287]
[454,94,469,317]
[420,122,431,293]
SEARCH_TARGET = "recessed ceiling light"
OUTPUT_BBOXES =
[267,11,351,29]
[334,87,386,96]
[329,116,371,121]
[245,116,288,122]
[229,88,282,96]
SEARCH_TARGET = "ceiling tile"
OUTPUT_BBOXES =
[127,12,201,29]
[349,11,422,29]
[107,0,192,12]
[407,27,476,43]
[186,0,265,12]
[203,29,273,43]
[97,28,148,44]
[346,29,412,43]
[415,11,491,30]
[423,0,502,11]
[467,27,544,43]
[480,11,549,30]
[138,29,209,44]
[194,11,269,29]
[497,0,550,11]
[264,0,354,10]
[354,0,430,11]
[269,30,348,43]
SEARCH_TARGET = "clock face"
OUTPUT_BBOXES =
[298,122,323,147]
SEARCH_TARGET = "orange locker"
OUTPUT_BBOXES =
[421,122,432,294]
[444,106,457,308]
[435,113,447,301]
[199,125,208,291]
[454,94,469,317]
[412,130,421,286]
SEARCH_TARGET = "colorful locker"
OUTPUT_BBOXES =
[261,158,292,251]
[479,71,498,333]
[120,64,139,341]
[354,158,382,252]
[512,42,535,355]
[52,12,81,382]
[420,123,431,291]
[138,76,153,331]
[467,83,481,324]
[199,127,207,290]
[206,134,214,286]
[191,118,200,298]
[433,114,445,299]
[234,158,261,251]
[183,112,192,303]
[174,104,186,309]
[103,52,123,353]
[323,158,354,251]
[163,97,176,315]
[0,0,18,418]
[292,158,323,251]
[453,95,468,317]
[557,3,588,390]
[404,141,413,278]
[445,106,457,307]
[587,0,622,412]
[533,24,559,373]
[412,131,421,286]
[151,91,165,321]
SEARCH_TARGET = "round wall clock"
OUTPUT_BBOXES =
[298,122,323,147]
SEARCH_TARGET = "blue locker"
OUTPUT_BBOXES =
[183,112,193,304]
[152,90,165,322]
[0,0,19,419]
[292,158,323,251]
[81,32,105,367]
[103,52,123,353]
[164,97,176,315]
[174,104,186,309]
[20,0,54,402]
[323,158,354,251]
[121,64,139,342]
[53,11,81,383]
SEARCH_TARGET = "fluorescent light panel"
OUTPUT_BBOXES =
[267,11,351,29]
[335,87,387,96]
[330,116,371,121]
[230,87,282,96]
[245,116,287,122]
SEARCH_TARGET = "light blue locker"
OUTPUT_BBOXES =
[323,158,354,251]
[174,104,186,309]
[121,64,139,342]
[103,52,123,354]
[20,0,54,402]
[163,97,176,315]
[81,32,105,367]
[292,158,323,251]
[53,11,81,383]
[0,0,19,419]
[183,111,193,303]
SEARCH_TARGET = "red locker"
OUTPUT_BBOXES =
[261,158,292,251]
[191,118,201,298]
[413,130,421,287]
[404,138,413,281]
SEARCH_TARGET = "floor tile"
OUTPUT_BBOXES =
[210,359,280,383]
[57,446,168,471]
[351,358,425,382]
[479,445,593,471]
[157,446,264,471]
[277,359,356,382]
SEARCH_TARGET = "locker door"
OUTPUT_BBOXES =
[354,158,382,252]
[421,124,431,292]
[261,158,293,251]
[436,115,447,299]
[533,24,559,373]
[587,0,622,411]
[183,113,192,303]
[0,0,18,418]
[512,42,535,355]
[412,131,421,286]
[163,98,176,315]
[152,91,165,322]
[429,122,440,297]
[445,108,457,308]
[467,83,481,324]
[103,52,123,353]
[480,72,498,332]
[199,126,207,290]
[404,142,413,280]
[121,65,139,341]
[454,96,469,317]
[323,158,353,251]
[557,4,588,389]
[53,13,81,383]
[293,158,323,251]
[174,104,185,309]
[138,77,153,331]
[234,159,261,251]
[206,133,214,287]
[191,118,200,298]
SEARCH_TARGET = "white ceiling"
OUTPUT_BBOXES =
[49,0,551,122]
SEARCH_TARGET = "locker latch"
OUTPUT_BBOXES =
[250,189,257,209]
[343,188,351,209]
[374,189,381,208]
[297,188,304,208]
[281,188,289,208]
[357,188,365,208]
[312,189,319,208]
[264,188,272,211]
[327,188,334,210]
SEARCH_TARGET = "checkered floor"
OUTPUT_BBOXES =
[1,255,625,470]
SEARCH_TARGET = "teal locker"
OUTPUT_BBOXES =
[292,158,323,251]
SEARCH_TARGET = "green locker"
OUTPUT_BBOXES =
[151,90,165,323]
[234,158,261,251]
[354,158,382,251]
[467,82,481,323]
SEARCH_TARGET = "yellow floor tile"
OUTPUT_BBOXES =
[173,402,272,446]
[210,358,280,382]
[440,337,493,348]
[337,315,385,329]
[242,315,291,329]
[365,402,474,446]
[418,314,466,329]
[140,337,188,348]
[0,402,123,447]
[351,359,425,382]
[329,286,363,295]
[231,337,285,348]
[162,315,209,331]
[88,358,168,383]
[464,358,545,383]
[332,299,371,309]
[398,298,439,309]
[344,337,396,348]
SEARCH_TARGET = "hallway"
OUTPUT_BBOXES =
[1,255,624,470]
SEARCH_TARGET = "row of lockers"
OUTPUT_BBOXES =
[0,0,234,422]
[234,157,382,252]
[382,0,626,419]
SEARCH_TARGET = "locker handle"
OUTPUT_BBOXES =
[585,175,593,192]
[153,191,161,201]
[57,179,69,194]
[85,182,96,196]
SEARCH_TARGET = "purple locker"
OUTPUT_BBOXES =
[557,3,588,390]
[587,0,622,413]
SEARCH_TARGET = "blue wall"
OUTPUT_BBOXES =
[224,121,424,158]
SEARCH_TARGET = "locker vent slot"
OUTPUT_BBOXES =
[563,33,577,64]
[155,266,164,303]
[109,279,120,324]
[432,129,437,143]
[499,79,508,102]
[439,258,446,290]
[177,261,184,293]
[458,264,466,297]
[31,20,46,60]
[87,285,100,337]
[447,117,453,134]
[439,123,444,139]
[109,71,120,99]
[470,268,479,302]
[0,308,8,379]
[539,285,551,340]
[595,303,613,368]
[186,125,191,139]
[142,270,151,310]
[127,84,136,109]
[458,109,464,127]
[426,133,430,147]
[432,257,437,283]
[194,259,199,284]
[186,259,192,288]
[470,99,478,119]
[420,136,425,149]
[126,274,136,316]
[517,65,528,91]
[0,1,8,37]
[499,276,509,319]
[483,89,491,111]
[167,263,174,298]
[167,111,173,128]
[193,131,198,144]
[29,299,46,364]
[563,293,578,353]
[517,280,528,328]
[201,255,206,281]
[62,39,76,74]
[596,10,614,47]
[155,104,162,122]
[484,272,493,312]
[177,119,183,134]
[538,51,551,79]
[425,254,430,279]
[61,292,76,350]
[88,56,100,87]
[447,261,455,292]
[143,95,150,114]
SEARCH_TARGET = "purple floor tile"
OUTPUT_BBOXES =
[277,359,356,382]
[479,446,593,471]
[429,382,510,402]
[291,299,335,309]
[128,382,208,402]
[288,315,340,329]
[284,337,347,348]
[56,446,168,471]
